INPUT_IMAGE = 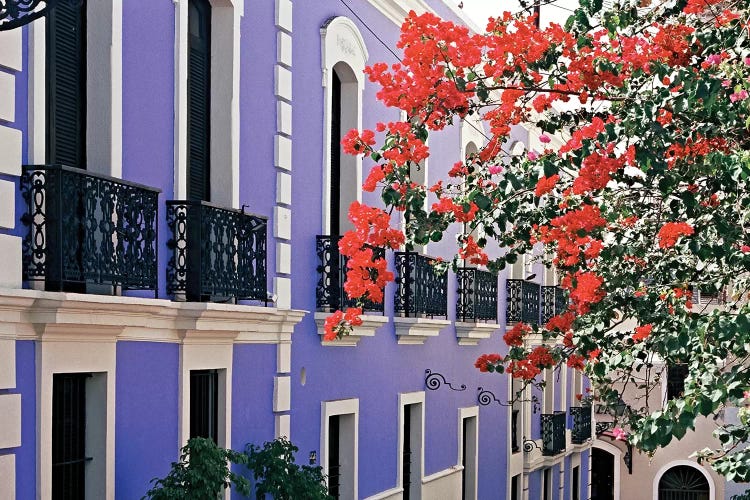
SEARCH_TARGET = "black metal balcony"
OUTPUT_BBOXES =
[506,279,540,326]
[166,200,267,303]
[541,411,566,456]
[456,267,498,323]
[20,165,160,295]
[315,235,384,313]
[394,251,447,318]
[570,406,592,444]
[541,285,568,324]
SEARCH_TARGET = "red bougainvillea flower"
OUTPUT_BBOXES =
[657,222,694,248]
[341,129,376,155]
[459,235,489,266]
[632,324,653,343]
[535,174,559,197]
[545,311,575,332]
[561,271,606,314]
[567,354,585,370]
[475,353,503,372]
[503,322,531,347]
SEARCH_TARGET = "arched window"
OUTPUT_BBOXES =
[321,17,368,236]
[658,465,710,500]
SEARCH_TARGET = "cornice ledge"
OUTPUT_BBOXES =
[365,0,434,26]
[455,321,498,346]
[394,317,450,345]
[315,312,388,347]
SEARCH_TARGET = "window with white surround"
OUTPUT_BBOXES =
[320,17,368,235]
[29,0,123,176]
[399,392,424,500]
[542,467,552,500]
[174,0,241,207]
[321,398,358,500]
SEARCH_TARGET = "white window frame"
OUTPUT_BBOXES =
[320,16,368,235]
[28,1,123,177]
[321,398,359,500]
[398,391,425,498]
[37,339,116,499]
[174,0,243,207]
[458,406,479,500]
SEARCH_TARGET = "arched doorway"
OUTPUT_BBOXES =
[591,447,615,500]
[658,465,710,500]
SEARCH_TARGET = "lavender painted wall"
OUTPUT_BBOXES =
[231,344,277,450]
[115,342,180,498]
[14,340,35,500]
[580,448,590,500]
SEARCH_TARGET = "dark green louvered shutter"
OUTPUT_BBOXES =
[46,0,86,168]
[330,72,342,236]
[187,0,211,202]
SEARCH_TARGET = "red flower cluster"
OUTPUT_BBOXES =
[341,129,376,156]
[475,353,503,372]
[632,324,652,343]
[545,311,575,332]
[561,271,606,314]
[432,197,479,223]
[657,222,694,248]
[572,151,625,195]
[503,322,531,347]
[537,204,606,267]
[323,308,364,341]
[458,235,489,266]
[567,354,585,370]
[535,174,559,197]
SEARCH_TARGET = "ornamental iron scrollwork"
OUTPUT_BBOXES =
[0,0,81,31]
[541,411,566,456]
[20,165,160,295]
[522,438,540,453]
[477,386,508,406]
[166,200,267,303]
[506,279,541,326]
[456,267,498,323]
[315,235,384,313]
[394,251,447,318]
[541,285,567,324]
[570,406,592,444]
[424,370,466,392]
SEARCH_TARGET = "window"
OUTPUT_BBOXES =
[403,404,417,500]
[511,474,521,500]
[657,465,710,500]
[190,369,218,443]
[543,468,551,500]
[399,394,424,500]
[321,399,358,500]
[52,373,90,500]
[187,0,211,202]
[667,363,689,401]
[572,465,580,500]
[320,17,368,235]
[46,0,86,167]
[511,376,523,454]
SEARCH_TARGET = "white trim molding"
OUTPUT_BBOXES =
[364,0,435,26]
[394,317,450,345]
[455,322,497,346]
[321,398,360,500]
[651,460,715,500]
[314,312,388,346]
[320,16,368,235]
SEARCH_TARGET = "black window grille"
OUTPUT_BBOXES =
[394,252,448,318]
[328,415,341,500]
[658,465,710,500]
[46,0,86,168]
[667,364,689,401]
[52,373,91,500]
[190,369,218,444]
[315,235,384,313]
[166,201,268,303]
[506,279,541,326]
[456,267,498,323]
[541,411,566,456]
[541,285,568,325]
[187,0,211,202]
[403,405,413,500]
[21,165,160,295]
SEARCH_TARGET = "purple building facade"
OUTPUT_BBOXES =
[0,1,591,499]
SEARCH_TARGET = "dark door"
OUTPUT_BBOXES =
[52,373,90,500]
[591,448,615,500]
[402,405,412,500]
[187,0,211,202]
[47,0,86,168]
[461,418,468,500]
[328,415,341,499]
[329,71,342,236]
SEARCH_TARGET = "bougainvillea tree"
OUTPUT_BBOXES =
[325,0,750,481]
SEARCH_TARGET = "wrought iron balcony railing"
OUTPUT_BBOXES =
[506,279,541,326]
[315,235,384,313]
[693,286,728,305]
[20,165,160,295]
[456,267,498,323]
[541,285,568,324]
[570,406,592,444]
[541,411,566,456]
[394,251,447,318]
[166,200,267,303]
